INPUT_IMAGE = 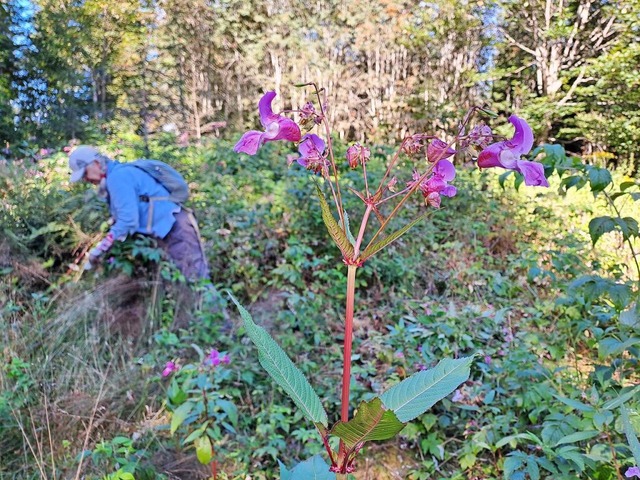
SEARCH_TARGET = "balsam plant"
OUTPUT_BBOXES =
[161,346,235,480]
[230,84,550,478]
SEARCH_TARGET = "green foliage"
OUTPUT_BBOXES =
[279,454,336,480]
[380,357,474,423]
[1,139,639,478]
[314,183,354,261]
[229,294,329,429]
[331,398,404,449]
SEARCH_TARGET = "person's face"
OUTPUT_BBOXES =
[83,160,103,185]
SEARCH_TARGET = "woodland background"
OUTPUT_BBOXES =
[1,0,639,166]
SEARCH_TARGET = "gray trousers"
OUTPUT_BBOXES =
[157,209,210,281]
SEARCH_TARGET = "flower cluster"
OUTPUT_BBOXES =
[234,90,549,215]
[161,349,231,377]
[407,160,457,208]
[207,349,231,366]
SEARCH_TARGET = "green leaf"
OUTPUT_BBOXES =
[495,432,542,449]
[195,436,213,465]
[331,398,405,450]
[554,430,599,446]
[620,302,640,327]
[314,183,354,260]
[503,455,524,479]
[552,395,595,413]
[620,181,638,191]
[526,455,540,480]
[587,166,613,193]
[216,399,238,426]
[279,455,336,480]
[361,211,431,261]
[559,175,587,193]
[279,459,292,480]
[229,294,328,428]
[618,217,639,239]
[341,210,357,247]
[498,170,514,189]
[183,422,208,444]
[602,385,640,410]
[588,216,617,245]
[599,337,640,357]
[170,401,194,435]
[379,356,473,422]
[621,406,640,467]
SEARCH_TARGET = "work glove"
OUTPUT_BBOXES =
[85,232,115,270]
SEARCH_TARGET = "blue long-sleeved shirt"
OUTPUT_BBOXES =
[105,160,180,240]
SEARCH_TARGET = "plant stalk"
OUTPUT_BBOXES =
[339,264,358,462]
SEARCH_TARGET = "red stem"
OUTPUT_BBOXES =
[339,265,358,461]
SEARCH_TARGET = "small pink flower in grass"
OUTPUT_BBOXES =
[207,349,231,367]
[162,361,179,377]
[234,91,301,155]
[346,143,370,168]
[427,139,456,162]
[477,115,549,187]
[296,134,328,175]
[208,349,221,366]
[626,467,640,478]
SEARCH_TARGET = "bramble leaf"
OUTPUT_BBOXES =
[589,216,617,245]
[314,183,355,260]
[587,166,613,193]
[361,212,431,261]
[589,216,639,245]
[331,398,405,450]
[229,294,328,428]
[380,356,473,422]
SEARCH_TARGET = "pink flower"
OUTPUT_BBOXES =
[477,115,549,187]
[234,91,301,155]
[162,361,179,377]
[296,134,328,174]
[626,466,640,478]
[299,102,322,126]
[402,135,423,155]
[408,159,457,208]
[207,349,221,366]
[426,139,456,162]
[206,349,231,367]
[346,143,370,168]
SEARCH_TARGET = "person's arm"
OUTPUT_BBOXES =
[107,170,140,240]
[87,170,140,265]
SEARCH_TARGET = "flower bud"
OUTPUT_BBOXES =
[346,143,371,168]
[426,139,456,162]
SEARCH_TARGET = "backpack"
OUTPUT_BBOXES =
[129,159,189,204]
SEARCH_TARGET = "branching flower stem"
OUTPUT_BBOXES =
[312,84,345,228]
